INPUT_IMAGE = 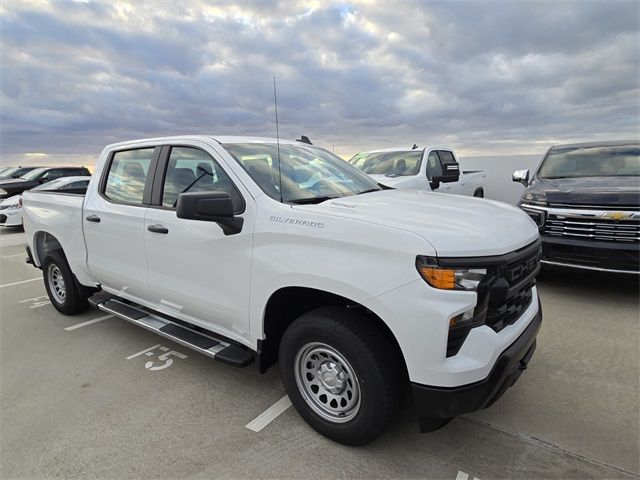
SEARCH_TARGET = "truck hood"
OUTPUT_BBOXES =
[528,176,640,207]
[294,189,539,257]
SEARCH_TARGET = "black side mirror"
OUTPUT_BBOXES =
[431,162,460,188]
[176,191,243,235]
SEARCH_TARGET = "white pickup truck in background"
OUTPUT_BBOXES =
[22,135,541,446]
[349,147,486,197]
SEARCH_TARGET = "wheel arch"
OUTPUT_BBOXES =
[259,286,408,380]
[33,230,64,267]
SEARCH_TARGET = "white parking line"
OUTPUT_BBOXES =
[456,471,481,480]
[2,253,27,259]
[0,277,41,289]
[19,296,48,303]
[126,344,162,360]
[245,395,292,432]
[64,314,114,331]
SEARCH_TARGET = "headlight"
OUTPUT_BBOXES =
[0,189,7,195]
[520,191,546,207]
[415,256,486,290]
[6,203,20,210]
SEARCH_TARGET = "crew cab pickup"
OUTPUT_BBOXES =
[349,147,486,197]
[23,135,541,445]
[514,140,639,274]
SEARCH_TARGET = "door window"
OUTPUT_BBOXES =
[161,147,244,212]
[426,151,443,180]
[41,169,65,182]
[104,148,154,205]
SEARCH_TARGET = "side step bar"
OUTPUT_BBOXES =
[89,292,254,367]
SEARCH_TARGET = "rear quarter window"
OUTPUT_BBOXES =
[103,148,155,205]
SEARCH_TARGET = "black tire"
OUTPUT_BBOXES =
[279,307,404,445]
[473,188,484,198]
[42,250,90,315]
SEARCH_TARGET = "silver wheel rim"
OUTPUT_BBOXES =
[294,342,361,423]
[47,264,66,304]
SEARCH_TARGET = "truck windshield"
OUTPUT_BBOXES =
[223,143,380,204]
[538,144,639,179]
[21,168,47,180]
[348,151,422,177]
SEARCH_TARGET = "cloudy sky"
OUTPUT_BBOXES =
[1,0,638,166]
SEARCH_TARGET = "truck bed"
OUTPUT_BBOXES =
[22,190,94,286]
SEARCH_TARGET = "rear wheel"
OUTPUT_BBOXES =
[43,251,89,315]
[279,307,404,445]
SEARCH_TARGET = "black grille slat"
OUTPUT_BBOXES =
[484,248,539,332]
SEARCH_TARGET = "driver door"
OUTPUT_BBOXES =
[144,144,254,337]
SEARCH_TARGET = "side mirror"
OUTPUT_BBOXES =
[512,169,530,186]
[431,162,460,189]
[176,191,243,235]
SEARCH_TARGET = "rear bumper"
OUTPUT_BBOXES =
[541,235,639,274]
[412,302,542,430]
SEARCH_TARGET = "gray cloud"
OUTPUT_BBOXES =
[0,0,638,166]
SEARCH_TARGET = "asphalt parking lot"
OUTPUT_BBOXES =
[0,228,638,479]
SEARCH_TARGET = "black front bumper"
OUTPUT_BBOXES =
[541,235,639,273]
[412,302,542,431]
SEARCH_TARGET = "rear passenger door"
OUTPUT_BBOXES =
[144,144,254,337]
[84,147,159,301]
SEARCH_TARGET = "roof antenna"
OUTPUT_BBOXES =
[412,144,419,149]
[273,76,284,204]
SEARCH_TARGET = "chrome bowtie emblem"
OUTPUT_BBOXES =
[601,211,633,220]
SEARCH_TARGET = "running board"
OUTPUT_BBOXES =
[89,293,253,367]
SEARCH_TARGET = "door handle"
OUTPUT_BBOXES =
[147,224,169,234]
[85,215,101,223]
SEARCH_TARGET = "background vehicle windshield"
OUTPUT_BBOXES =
[538,144,639,178]
[349,151,422,176]
[223,143,380,203]
[0,168,19,179]
[20,168,47,181]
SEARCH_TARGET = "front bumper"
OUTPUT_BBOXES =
[412,301,542,431]
[541,235,639,274]
[0,208,23,227]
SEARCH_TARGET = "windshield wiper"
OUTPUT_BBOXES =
[288,196,336,205]
[356,188,381,195]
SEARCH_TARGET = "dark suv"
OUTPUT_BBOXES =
[513,140,639,274]
[0,166,91,199]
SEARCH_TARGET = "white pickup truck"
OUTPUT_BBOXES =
[349,147,486,197]
[23,135,541,445]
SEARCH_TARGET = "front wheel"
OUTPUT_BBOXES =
[43,251,89,315]
[279,307,404,445]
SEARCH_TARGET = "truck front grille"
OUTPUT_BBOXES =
[545,215,640,242]
[444,240,540,357]
[484,248,539,332]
